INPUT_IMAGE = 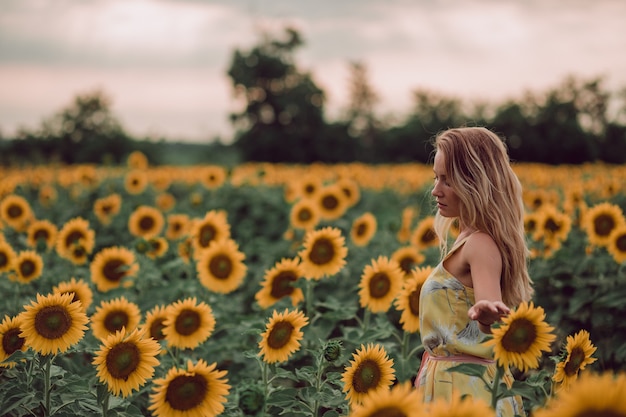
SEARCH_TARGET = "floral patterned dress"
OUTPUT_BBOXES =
[415,237,526,417]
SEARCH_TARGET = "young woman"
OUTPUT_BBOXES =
[415,127,533,416]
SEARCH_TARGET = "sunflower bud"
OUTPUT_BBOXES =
[238,384,265,415]
[323,339,343,362]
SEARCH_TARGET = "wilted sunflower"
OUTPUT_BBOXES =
[163,297,216,350]
[258,308,308,364]
[553,329,598,389]
[395,266,432,333]
[581,202,626,247]
[350,381,423,417]
[91,297,142,341]
[55,217,96,265]
[315,184,349,221]
[52,277,94,313]
[90,246,139,292]
[358,256,404,313]
[607,225,626,264]
[351,212,377,247]
[165,214,190,241]
[148,359,230,417]
[190,210,231,256]
[0,240,17,273]
[11,250,44,284]
[19,292,89,355]
[298,227,348,280]
[0,194,34,231]
[485,301,556,372]
[141,305,168,343]
[289,198,321,231]
[391,246,426,278]
[93,327,161,397]
[26,219,58,250]
[93,193,122,225]
[341,343,395,406]
[426,391,496,417]
[255,257,305,308]
[128,205,165,239]
[410,216,439,251]
[199,165,227,190]
[0,315,27,368]
[196,238,247,294]
[124,169,149,195]
[534,371,626,417]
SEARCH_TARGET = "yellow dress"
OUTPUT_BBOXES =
[415,237,526,417]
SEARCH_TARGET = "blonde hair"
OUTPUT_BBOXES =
[432,127,533,307]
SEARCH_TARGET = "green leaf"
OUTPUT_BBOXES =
[446,363,488,378]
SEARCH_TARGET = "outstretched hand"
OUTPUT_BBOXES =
[468,300,510,327]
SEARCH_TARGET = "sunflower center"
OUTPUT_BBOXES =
[525,219,537,234]
[65,230,85,247]
[594,214,615,237]
[199,225,216,247]
[150,318,166,340]
[370,408,407,417]
[0,252,9,268]
[500,318,537,353]
[34,306,72,339]
[309,238,335,265]
[352,359,381,393]
[19,260,36,278]
[398,256,415,274]
[104,259,126,282]
[270,271,297,298]
[175,309,201,336]
[408,288,421,316]
[34,229,50,242]
[102,204,113,214]
[209,254,232,279]
[321,195,339,211]
[421,229,436,244]
[369,273,391,299]
[544,218,560,233]
[7,204,23,219]
[297,208,312,222]
[2,328,25,355]
[564,347,586,376]
[139,216,155,232]
[304,184,316,195]
[166,374,209,411]
[355,223,367,237]
[106,341,140,380]
[616,233,626,252]
[104,311,130,333]
[267,321,294,349]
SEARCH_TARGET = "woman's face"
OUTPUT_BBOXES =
[432,151,461,218]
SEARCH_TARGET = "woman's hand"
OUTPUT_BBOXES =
[468,300,510,328]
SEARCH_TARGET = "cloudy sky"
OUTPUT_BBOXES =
[1,0,625,143]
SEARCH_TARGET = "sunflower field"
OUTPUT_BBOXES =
[1,153,626,417]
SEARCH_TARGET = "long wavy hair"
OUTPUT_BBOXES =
[432,127,533,307]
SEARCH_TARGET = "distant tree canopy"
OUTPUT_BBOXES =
[1,27,625,166]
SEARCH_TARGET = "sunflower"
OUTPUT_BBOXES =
[199,165,227,189]
[391,246,426,278]
[581,202,626,247]
[258,308,308,364]
[163,297,216,350]
[0,315,27,368]
[190,210,231,256]
[124,169,149,195]
[298,227,348,280]
[141,305,168,342]
[351,212,377,247]
[0,240,17,273]
[52,277,94,313]
[358,256,404,313]
[166,214,191,241]
[336,177,361,208]
[341,343,395,406]
[255,257,305,308]
[295,175,323,200]
[127,150,149,169]
[93,193,122,225]
[534,204,572,245]
[128,205,165,239]
[91,297,142,341]
[26,219,58,250]
[0,194,34,231]
[350,381,423,417]
[524,211,541,240]
[426,391,496,417]
[146,237,169,259]
[196,238,247,294]
[523,188,559,211]
[148,359,230,417]
[93,327,161,397]
[607,225,626,264]
[534,371,626,417]
[485,301,556,372]
[315,184,349,221]
[289,198,321,230]
[397,207,416,243]
[19,292,89,355]
[10,250,44,284]
[55,217,96,265]
[394,266,432,333]
[38,184,58,207]
[90,246,139,292]
[553,330,598,389]
[155,192,176,212]
[410,216,439,251]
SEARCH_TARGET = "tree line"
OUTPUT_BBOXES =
[2,27,625,166]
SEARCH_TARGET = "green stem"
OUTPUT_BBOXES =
[490,365,505,411]
[311,353,326,417]
[43,355,52,416]
[362,309,371,332]
[305,279,315,318]
[261,360,269,415]
[102,394,110,417]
